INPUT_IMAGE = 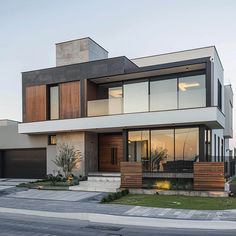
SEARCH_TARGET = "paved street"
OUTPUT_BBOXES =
[0,212,236,236]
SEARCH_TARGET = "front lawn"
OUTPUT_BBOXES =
[110,194,236,210]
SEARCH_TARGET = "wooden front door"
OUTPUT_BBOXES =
[99,133,123,172]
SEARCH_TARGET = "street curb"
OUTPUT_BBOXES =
[0,207,236,230]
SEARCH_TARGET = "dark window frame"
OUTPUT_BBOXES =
[48,84,60,120]
[127,126,200,173]
[48,135,57,145]
[218,79,222,110]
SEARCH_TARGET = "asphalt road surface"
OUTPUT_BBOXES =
[0,213,236,236]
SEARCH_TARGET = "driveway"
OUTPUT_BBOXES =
[0,179,105,202]
[0,179,35,190]
[7,189,104,202]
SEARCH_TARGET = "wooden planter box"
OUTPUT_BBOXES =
[194,162,225,191]
[120,162,142,188]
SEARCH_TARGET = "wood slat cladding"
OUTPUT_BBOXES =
[120,162,142,188]
[194,162,225,191]
[99,134,123,172]
[25,85,47,122]
[60,81,81,119]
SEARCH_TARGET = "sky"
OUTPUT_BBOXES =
[0,0,236,146]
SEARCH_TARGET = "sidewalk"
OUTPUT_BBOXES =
[1,188,236,225]
[1,206,236,230]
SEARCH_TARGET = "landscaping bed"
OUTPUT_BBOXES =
[17,174,82,191]
[17,180,72,190]
[109,194,236,210]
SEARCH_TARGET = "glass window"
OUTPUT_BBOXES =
[150,79,177,111]
[50,86,59,120]
[108,87,123,115]
[124,82,149,113]
[151,129,174,172]
[48,135,57,145]
[218,80,222,110]
[178,75,206,109]
[175,128,199,171]
[128,130,149,170]
[108,87,122,98]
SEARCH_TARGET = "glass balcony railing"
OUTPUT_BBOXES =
[87,94,207,117]
[87,98,123,116]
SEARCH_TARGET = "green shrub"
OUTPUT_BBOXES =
[100,189,129,203]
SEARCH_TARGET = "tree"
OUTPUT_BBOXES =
[53,143,81,177]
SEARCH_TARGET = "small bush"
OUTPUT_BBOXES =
[46,174,63,186]
[100,189,129,203]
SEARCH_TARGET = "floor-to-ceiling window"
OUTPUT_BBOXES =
[175,128,199,172]
[124,81,149,113]
[128,130,149,170]
[150,79,177,111]
[128,127,199,173]
[151,129,174,172]
[108,86,123,114]
[178,75,206,109]
[90,72,207,117]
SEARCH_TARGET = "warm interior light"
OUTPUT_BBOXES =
[179,82,200,91]
[109,87,122,98]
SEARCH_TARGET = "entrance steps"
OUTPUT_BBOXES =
[69,173,121,193]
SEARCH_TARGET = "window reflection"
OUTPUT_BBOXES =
[108,87,123,114]
[151,130,174,172]
[178,75,206,109]
[50,86,59,120]
[175,128,199,171]
[124,82,149,113]
[150,79,177,111]
[128,130,149,170]
[128,128,199,173]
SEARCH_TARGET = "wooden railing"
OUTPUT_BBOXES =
[194,162,225,191]
[120,162,142,188]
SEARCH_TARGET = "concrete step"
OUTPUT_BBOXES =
[87,176,121,182]
[88,172,121,177]
[70,175,121,193]
[69,185,119,193]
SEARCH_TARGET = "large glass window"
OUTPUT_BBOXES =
[150,79,177,111]
[151,129,174,172]
[108,87,123,115]
[124,82,149,113]
[128,130,149,170]
[128,127,199,173]
[178,75,206,109]
[50,86,59,120]
[175,128,199,171]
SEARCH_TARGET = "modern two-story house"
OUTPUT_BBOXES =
[0,37,234,191]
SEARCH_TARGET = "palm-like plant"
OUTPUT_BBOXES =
[53,143,81,178]
[151,147,168,171]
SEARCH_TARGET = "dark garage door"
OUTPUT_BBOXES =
[1,149,46,179]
